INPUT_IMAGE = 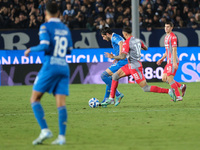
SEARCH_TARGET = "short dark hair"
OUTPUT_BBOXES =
[46,2,58,15]
[165,21,174,27]
[100,27,112,35]
[122,26,132,34]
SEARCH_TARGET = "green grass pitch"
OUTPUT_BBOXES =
[0,82,200,150]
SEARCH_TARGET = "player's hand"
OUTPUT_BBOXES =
[24,48,31,57]
[104,52,114,58]
[156,59,163,65]
[173,63,178,70]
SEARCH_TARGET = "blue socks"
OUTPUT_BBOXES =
[58,106,67,136]
[31,102,48,129]
[115,89,121,97]
[101,71,112,100]
[32,102,67,136]
[101,71,121,100]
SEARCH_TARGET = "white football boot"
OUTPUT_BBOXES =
[52,135,66,145]
[32,128,53,145]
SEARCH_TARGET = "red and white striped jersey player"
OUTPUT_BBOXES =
[101,26,177,107]
[157,21,186,102]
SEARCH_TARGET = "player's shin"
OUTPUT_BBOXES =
[175,80,182,88]
[169,81,180,96]
[101,71,112,101]
[58,106,67,136]
[149,86,169,93]
[110,80,118,98]
[103,85,110,100]
[31,102,48,129]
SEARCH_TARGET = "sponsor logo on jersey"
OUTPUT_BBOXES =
[41,25,46,29]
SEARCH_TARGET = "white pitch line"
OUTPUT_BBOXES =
[0,112,57,117]
[0,108,200,117]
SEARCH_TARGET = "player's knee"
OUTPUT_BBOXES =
[101,71,109,80]
[142,85,151,92]
[30,98,40,103]
[112,73,120,81]
[162,77,167,82]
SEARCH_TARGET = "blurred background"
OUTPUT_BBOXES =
[0,0,200,85]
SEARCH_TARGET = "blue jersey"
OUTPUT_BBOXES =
[31,18,73,66]
[30,18,73,95]
[111,33,124,56]
[111,33,128,65]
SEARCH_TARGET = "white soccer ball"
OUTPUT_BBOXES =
[88,98,100,108]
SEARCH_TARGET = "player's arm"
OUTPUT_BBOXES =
[105,52,126,60]
[25,25,50,57]
[157,51,167,65]
[141,41,148,50]
[105,40,127,60]
[113,40,124,63]
[172,46,178,69]
[118,41,123,54]
[172,35,178,69]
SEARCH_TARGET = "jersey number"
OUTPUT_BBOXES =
[134,43,141,57]
[54,36,68,57]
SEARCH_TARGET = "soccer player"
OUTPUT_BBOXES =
[101,26,176,106]
[24,2,73,145]
[100,27,129,106]
[157,21,186,101]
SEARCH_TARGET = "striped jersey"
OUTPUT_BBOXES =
[164,32,178,64]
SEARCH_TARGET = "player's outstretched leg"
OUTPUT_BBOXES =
[142,85,177,102]
[32,129,53,145]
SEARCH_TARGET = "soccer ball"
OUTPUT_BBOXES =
[88,98,100,108]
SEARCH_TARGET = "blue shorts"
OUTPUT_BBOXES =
[33,64,70,96]
[108,60,127,73]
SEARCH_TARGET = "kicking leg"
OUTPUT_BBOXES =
[138,80,176,102]
[101,68,127,106]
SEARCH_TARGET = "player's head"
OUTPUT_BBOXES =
[122,26,132,39]
[165,21,173,34]
[100,27,113,41]
[45,2,59,20]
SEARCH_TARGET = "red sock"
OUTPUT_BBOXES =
[170,82,180,97]
[150,86,169,93]
[175,81,181,88]
[110,80,118,98]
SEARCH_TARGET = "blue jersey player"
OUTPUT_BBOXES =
[100,27,128,106]
[24,2,72,145]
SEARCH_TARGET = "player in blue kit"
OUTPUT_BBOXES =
[100,27,128,106]
[24,2,72,145]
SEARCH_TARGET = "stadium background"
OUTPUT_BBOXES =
[0,0,200,86]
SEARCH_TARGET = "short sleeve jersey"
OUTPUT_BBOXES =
[122,36,145,63]
[164,32,178,64]
[39,18,73,66]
